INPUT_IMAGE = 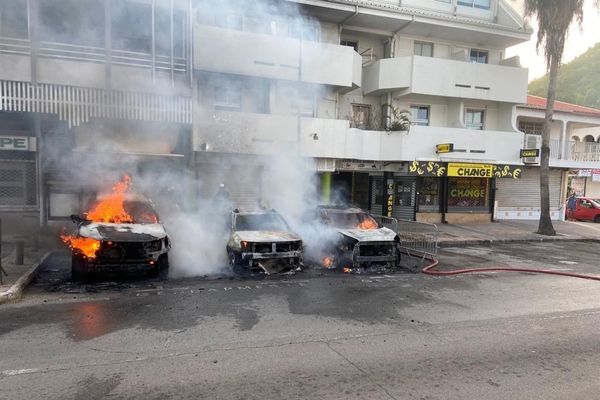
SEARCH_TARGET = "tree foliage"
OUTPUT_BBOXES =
[529,42,600,109]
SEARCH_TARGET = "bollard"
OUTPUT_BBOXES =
[15,240,24,266]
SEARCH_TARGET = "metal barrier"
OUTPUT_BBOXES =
[373,215,439,258]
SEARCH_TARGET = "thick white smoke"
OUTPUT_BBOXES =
[54,0,343,277]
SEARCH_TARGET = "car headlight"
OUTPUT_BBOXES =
[146,239,162,252]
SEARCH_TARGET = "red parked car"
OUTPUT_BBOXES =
[568,197,600,223]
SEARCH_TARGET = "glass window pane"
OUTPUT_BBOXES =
[0,0,28,39]
[474,0,490,9]
[112,0,152,53]
[40,0,104,46]
[423,43,433,57]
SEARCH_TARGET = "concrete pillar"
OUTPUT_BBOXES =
[320,172,331,204]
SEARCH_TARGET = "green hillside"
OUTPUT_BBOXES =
[528,42,600,109]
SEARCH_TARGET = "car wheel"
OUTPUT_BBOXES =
[595,215,600,224]
[71,254,87,282]
[150,254,169,279]
[228,249,240,266]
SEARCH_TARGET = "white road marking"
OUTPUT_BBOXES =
[1,368,39,376]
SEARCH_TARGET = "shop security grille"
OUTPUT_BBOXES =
[0,160,37,207]
[0,80,192,128]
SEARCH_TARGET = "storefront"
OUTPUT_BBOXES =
[0,112,40,234]
[495,167,564,220]
[569,169,600,198]
[408,161,523,223]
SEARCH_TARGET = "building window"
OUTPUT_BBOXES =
[341,40,359,52]
[458,0,491,10]
[111,0,152,53]
[290,23,319,42]
[465,109,485,130]
[40,0,105,46]
[155,7,186,59]
[448,177,489,211]
[48,191,80,220]
[290,96,315,117]
[214,82,242,111]
[0,0,28,39]
[470,49,489,64]
[519,121,543,135]
[417,177,440,212]
[410,105,430,126]
[414,41,434,57]
[351,104,371,129]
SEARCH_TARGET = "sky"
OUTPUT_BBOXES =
[505,0,600,82]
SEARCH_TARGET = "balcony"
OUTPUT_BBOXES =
[194,110,524,164]
[549,140,600,163]
[304,124,524,164]
[193,25,361,89]
[0,37,190,93]
[363,55,528,104]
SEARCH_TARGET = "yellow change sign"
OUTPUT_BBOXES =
[447,163,494,178]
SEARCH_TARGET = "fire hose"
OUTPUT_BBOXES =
[420,254,600,282]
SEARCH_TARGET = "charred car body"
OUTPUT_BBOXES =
[226,209,303,274]
[65,195,171,280]
[315,206,401,270]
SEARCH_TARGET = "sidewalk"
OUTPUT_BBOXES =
[436,220,600,247]
[0,241,49,305]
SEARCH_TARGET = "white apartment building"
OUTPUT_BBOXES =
[0,0,534,233]
[505,97,600,220]
[0,0,194,234]
[193,0,532,223]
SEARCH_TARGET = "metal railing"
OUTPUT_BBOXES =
[0,38,188,73]
[373,215,439,258]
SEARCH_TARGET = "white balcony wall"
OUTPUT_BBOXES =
[194,110,299,155]
[362,58,412,95]
[195,110,523,164]
[194,25,361,89]
[363,55,528,103]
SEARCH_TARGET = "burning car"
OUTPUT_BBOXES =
[227,209,303,274]
[315,206,401,271]
[61,176,171,281]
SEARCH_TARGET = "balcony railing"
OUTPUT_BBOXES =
[0,37,188,73]
[570,142,600,162]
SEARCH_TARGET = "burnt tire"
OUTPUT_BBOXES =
[71,254,87,282]
[228,249,241,267]
[151,254,170,279]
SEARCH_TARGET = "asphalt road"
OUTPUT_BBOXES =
[1,242,600,399]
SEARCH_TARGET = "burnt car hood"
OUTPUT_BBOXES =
[335,227,397,242]
[78,223,168,242]
[235,230,301,243]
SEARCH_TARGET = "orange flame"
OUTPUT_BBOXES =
[343,267,352,274]
[86,175,134,223]
[322,256,334,269]
[357,217,377,230]
[61,234,100,259]
[61,175,134,260]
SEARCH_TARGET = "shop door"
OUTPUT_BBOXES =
[393,177,416,221]
[369,176,384,216]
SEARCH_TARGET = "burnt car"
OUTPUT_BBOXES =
[65,195,171,281]
[226,209,303,274]
[315,206,401,270]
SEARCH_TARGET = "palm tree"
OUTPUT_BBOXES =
[523,0,589,236]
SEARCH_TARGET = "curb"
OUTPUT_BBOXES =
[438,237,600,248]
[0,252,51,305]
